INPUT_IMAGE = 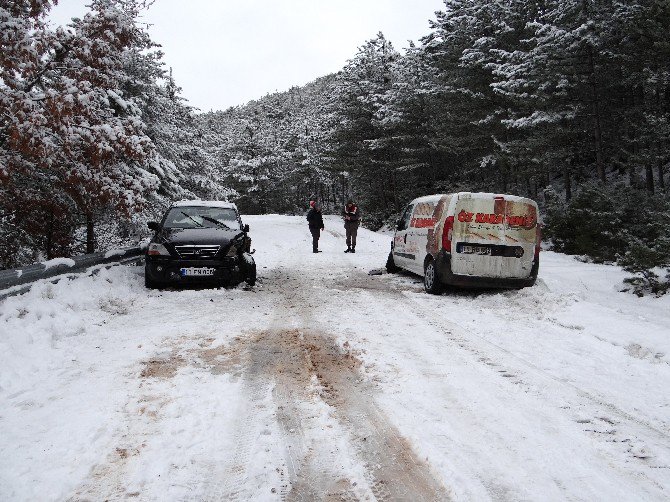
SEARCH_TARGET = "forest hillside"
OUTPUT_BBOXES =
[1,0,669,293]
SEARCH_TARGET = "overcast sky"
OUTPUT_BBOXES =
[48,0,445,112]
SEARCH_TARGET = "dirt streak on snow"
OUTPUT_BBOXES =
[1,214,669,501]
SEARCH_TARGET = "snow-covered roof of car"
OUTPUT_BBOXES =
[171,200,238,210]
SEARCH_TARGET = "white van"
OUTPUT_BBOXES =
[386,192,541,294]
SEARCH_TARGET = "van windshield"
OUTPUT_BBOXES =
[163,206,239,229]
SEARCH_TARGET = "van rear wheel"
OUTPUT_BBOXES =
[424,258,443,295]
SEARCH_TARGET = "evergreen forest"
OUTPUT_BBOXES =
[2,0,669,293]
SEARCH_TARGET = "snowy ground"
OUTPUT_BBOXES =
[1,215,669,501]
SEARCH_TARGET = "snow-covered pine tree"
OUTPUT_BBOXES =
[419,0,497,188]
[54,0,159,252]
[1,0,162,260]
[605,0,670,193]
[376,43,438,207]
[0,0,66,265]
[492,0,616,194]
[326,33,400,225]
[196,75,337,215]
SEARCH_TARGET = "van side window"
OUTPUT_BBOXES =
[398,205,414,231]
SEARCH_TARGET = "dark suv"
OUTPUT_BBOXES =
[144,201,256,289]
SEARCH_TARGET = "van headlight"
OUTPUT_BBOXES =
[226,244,238,257]
[147,243,171,256]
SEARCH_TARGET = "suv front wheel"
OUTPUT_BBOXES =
[424,258,443,295]
[242,253,256,287]
[145,272,160,290]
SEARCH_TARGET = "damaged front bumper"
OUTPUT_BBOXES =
[145,255,246,286]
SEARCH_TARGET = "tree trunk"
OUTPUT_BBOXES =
[46,209,54,259]
[499,157,508,193]
[390,168,399,212]
[86,213,95,254]
[645,163,654,194]
[659,157,666,191]
[564,164,572,202]
[587,47,606,183]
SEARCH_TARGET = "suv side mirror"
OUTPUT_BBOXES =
[147,221,161,231]
[243,224,250,233]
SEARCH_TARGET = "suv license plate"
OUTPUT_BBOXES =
[462,245,491,255]
[180,267,215,277]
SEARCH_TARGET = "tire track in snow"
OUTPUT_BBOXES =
[349,269,670,445]
[403,291,670,441]
[68,356,181,501]
[303,334,448,502]
[333,269,670,496]
[197,366,273,501]
[373,275,670,489]
[269,265,450,501]
[213,328,449,501]
[190,263,451,501]
[268,330,361,501]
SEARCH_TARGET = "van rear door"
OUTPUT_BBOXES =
[451,193,538,279]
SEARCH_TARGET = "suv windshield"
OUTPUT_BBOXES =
[163,206,240,229]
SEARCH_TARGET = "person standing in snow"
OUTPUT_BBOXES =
[342,200,360,253]
[306,200,324,253]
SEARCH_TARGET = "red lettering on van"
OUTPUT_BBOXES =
[474,213,504,224]
[473,213,532,226]
[410,217,437,228]
[469,212,539,228]
[506,215,534,228]
[458,210,474,223]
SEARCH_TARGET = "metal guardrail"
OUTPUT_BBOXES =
[0,247,145,299]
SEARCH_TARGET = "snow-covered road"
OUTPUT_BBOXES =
[1,215,670,501]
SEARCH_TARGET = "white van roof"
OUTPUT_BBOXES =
[410,194,447,204]
[172,200,238,210]
[411,192,536,205]
[454,192,536,203]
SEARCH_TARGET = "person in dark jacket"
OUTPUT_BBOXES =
[342,200,360,253]
[306,200,324,253]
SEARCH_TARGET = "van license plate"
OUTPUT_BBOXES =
[180,267,215,277]
[461,245,491,255]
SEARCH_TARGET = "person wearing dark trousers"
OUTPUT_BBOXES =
[343,200,360,253]
[306,200,324,253]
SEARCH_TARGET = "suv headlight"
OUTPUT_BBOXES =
[226,243,238,257]
[147,243,171,256]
